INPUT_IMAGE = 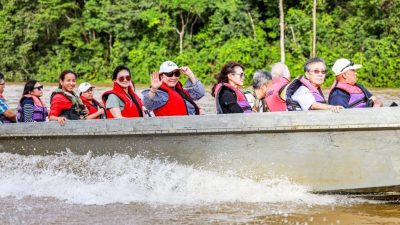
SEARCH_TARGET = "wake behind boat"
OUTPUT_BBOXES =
[1,107,400,194]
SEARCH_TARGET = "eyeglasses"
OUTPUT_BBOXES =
[232,73,246,79]
[164,71,180,78]
[33,85,43,91]
[309,70,326,75]
[340,61,354,72]
[118,75,131,82]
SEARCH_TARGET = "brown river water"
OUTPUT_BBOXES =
[1,84,400,224]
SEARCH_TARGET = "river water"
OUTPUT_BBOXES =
[1,84,400,224]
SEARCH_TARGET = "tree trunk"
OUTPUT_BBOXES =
[108,33,113,60]
[175,10,187,54]
[279,0,285,63]
[312,0,317,57]
[248,11,256,38]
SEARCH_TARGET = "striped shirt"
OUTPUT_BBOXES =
[20,98,35,122]
[0,97,9,114]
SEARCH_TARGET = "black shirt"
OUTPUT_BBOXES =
[218,88,244,113]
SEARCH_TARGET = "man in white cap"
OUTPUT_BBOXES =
[141,60,205,116]
[328,58,382,108]
[78,82,105,119]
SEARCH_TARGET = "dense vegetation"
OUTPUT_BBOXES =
[1,0,399,87]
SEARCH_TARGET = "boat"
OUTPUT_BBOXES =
[1,107,400,194]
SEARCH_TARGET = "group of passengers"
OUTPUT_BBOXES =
[0,57,383,124]
[212,57,382,114]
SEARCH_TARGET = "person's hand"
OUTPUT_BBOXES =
[329,105,343,113]
[97,107,105,115]
[199,108,206,115]
[370,96,383,107]
[57,117,66,126]
[150,72,162,90]
[179,66,195,80]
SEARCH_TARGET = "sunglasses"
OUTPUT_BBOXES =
[232,73,246,79]
[118,75,131,82]
[33,85,43,91]
[309,69,326,75]
[163,71,180,78]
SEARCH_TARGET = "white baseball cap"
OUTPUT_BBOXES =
[159,61,179,73]
[332,58,362,76]
[78,82,95,94]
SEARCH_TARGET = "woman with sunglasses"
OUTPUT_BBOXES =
[285,57,342,112]
[17,80,48,122]
[211,61,252,114]
[49,70,87,125]
[141,61,205,116]
[102,65,143,119]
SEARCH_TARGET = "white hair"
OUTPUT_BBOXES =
[271,62,291,79]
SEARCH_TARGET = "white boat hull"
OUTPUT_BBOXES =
[1,108,400,193]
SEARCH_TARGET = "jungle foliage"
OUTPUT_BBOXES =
[1,0,399,87]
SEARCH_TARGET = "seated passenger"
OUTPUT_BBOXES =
[285,58,342,112]
[102,65,144,118]
[49,70,87,125]
[0,72,16,123]
[265,62,291,112]
[142,61,205,116]
[329,58,383,108]
[17,79,48,122]
[248,70,273,112]
[212,62,252,114]
[78,82,106,119]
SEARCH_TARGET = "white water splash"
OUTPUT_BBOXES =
[0,152,348,205]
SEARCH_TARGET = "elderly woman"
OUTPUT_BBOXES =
[78,82,105,119]
[17,79,48,122]
[285,58,343,112]
[212,61,252,114]
[142,61,205,116]
[49,70,86,125]
[102,65,144,119]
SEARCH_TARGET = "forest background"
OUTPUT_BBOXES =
[1,0,399,87]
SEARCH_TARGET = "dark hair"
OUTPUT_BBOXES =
[252,70,272,89]
[304,57,325,72]
[22,79,38,95]
[112,65,131,80]
[211,62,244,97]
[0,72,4,81]
[58,70,78,89]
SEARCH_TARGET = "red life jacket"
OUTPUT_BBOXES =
[80,96,104,119]
[265,77,289,112]
[50,90,85,120]
[153,82,200,116]
[214,82,252,114]
[102,83,143,118]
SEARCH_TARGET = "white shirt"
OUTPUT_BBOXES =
[291,85,316,111]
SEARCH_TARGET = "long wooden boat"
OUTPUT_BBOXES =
[1,107,400,194]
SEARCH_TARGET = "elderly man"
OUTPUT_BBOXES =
[329,58,383,108]
[0,72,16,123]
[246,70,273,112]
[285,58,342,112]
